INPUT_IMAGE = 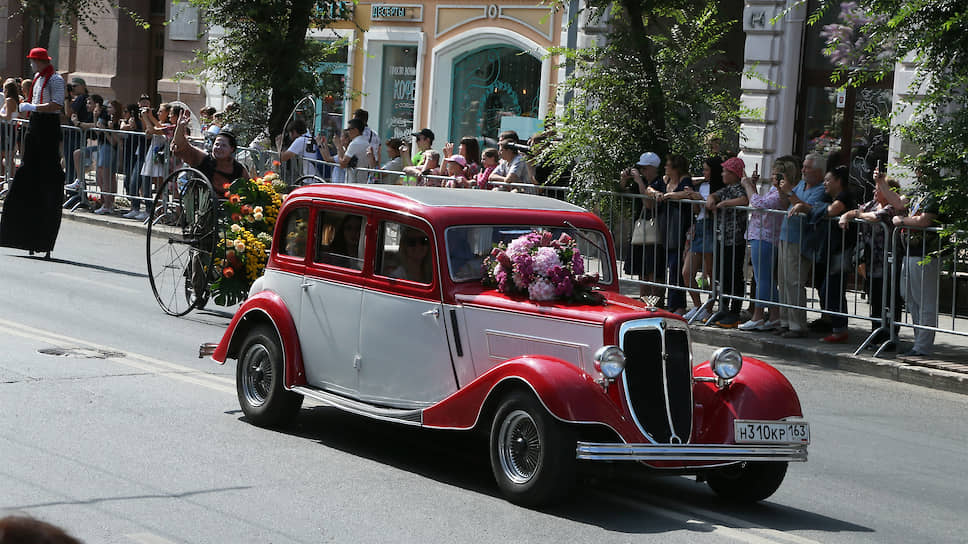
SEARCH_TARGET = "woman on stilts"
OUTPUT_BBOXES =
[0,47,66,259]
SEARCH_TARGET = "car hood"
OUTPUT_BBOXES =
[454,289,685,325]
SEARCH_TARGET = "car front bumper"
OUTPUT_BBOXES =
[576,442,808,462]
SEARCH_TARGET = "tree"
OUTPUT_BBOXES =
[537,1,746,192]
[187,0,355,145]
[812,0,968,229]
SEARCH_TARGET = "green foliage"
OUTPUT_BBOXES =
[186,0,356,143]
[537,0,744,194]
[815,0,968,231]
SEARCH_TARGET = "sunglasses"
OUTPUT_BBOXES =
[403,236,429,248]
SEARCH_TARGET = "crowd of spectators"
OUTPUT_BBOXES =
[620,147,944,356]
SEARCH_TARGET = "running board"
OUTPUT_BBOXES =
[290,386,424,426]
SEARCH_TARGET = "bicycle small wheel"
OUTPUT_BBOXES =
[146,168,220,316]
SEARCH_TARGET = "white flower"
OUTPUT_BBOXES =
[233,239,246,252]
[230,224,242,233]
[253,212,264,221]
[528,278,555,301]
[532,246,561,277]
[253,206,263,214]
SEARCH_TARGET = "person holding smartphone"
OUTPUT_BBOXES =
[738,157,798,331]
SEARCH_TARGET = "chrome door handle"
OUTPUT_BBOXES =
[422,308,439,319]
[300,281,312,290]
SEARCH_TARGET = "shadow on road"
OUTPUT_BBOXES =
[14,254,148,278]
[248,406,875,537]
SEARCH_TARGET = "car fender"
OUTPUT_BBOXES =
[691,356,803,444]
[421,356,645,441]
[211,290,307,388]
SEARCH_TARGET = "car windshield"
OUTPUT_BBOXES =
[445,225,612,284]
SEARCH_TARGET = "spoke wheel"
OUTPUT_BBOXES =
[489,391,576,506]
[146,168,219,316]
[235,325,303,428]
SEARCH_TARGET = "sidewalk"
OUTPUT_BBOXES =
[55,205,968,396]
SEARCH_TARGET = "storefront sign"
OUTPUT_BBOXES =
[371,4,422,22]
[380,45,419,160]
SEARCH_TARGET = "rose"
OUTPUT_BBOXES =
[253,212,264,221]
[253,206,263,214]
[230,224,242,233]
[229,194,240,204]
[233,239,246,252]
[231,213,241,222]
[241,205,252,214]
[222,267,235,278]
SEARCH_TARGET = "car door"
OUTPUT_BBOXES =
[357,219,458,408]
[297,205,369,397]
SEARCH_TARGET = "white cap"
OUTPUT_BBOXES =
[636,152,661,167]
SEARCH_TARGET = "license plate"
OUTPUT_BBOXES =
[734,420,810,445]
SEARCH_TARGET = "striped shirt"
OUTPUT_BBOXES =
[31,71,66,106]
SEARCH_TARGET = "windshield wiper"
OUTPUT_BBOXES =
[563,220,607,256]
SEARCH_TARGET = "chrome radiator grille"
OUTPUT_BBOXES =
[621,324,693,443]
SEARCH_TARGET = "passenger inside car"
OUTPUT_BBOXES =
[317,213,365,270]
[388,226,432,283]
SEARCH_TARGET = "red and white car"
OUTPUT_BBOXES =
[210,184,809,505]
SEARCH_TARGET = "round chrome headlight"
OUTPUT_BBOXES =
[594,345,626,379]
[710,347,743,380]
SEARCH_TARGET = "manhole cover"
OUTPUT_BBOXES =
[38,347,126,359]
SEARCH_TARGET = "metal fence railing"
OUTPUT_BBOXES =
[0,122,964,356]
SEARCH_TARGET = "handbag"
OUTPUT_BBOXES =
[631,213,659,246]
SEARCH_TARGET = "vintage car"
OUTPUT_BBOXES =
[209,184,809,506]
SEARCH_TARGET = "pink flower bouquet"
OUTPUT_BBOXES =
[483,230,602,304]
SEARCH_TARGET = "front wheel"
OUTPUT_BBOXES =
[705,461,788,502]
[236,325,303,427]
[489,391,576,506]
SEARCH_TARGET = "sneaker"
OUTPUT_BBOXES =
[781,329,807,338]
[820,332,849,343]
[808,317,832,333]
[714,314,741,328]
[122,209,140,219]
[706,311,727,324]
[683,307,700,320]
[93,206,113,215]
[134,210,149,221]
[738,319,763,331]
[695,307,712,322]
[757,319,781,332]
[64,179,84,191]
[899,348,926,358]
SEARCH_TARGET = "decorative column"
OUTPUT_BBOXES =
[739,1,805,174]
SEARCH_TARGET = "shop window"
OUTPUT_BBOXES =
[450,46,541,146]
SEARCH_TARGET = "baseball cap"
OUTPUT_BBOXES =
[412,128,435,142]
[71,77,86,86]
[443,154,467,168]
[722,157,745,179]
[636,152,661,167]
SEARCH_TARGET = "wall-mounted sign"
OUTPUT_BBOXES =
[371,4,423,22]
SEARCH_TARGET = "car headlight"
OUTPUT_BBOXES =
[710,347,743,380]
[594,345,626,379]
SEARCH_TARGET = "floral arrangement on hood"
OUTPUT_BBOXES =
[482,230,602,304]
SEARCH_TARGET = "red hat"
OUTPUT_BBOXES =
[722,157,745,179]
[27,48,51,61]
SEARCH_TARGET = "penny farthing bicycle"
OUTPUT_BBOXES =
[145,167,221,316]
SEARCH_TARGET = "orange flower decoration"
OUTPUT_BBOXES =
[223,267,235,278]
[231,213,242,222]
[241,205,252,214]
[229,194,241,204]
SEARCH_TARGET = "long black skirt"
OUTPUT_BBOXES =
[0,113,64,253]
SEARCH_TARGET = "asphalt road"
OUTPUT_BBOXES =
[1,220,965,543]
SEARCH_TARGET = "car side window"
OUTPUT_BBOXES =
[278,208,310,258]
[314,211,366,270]
[377,222,432,284]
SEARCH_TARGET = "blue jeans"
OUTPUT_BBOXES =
[750,239,779,310]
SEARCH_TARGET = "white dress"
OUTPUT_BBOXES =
[141,134,168,177]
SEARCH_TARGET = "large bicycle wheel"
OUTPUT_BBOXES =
[146,168,220,316]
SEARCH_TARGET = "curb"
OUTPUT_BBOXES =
[689,326,968,396]
[61,208,149,237]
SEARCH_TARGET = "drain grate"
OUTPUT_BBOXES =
[38,347,126,359]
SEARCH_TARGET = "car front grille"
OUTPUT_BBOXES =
[621,324,693,443]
